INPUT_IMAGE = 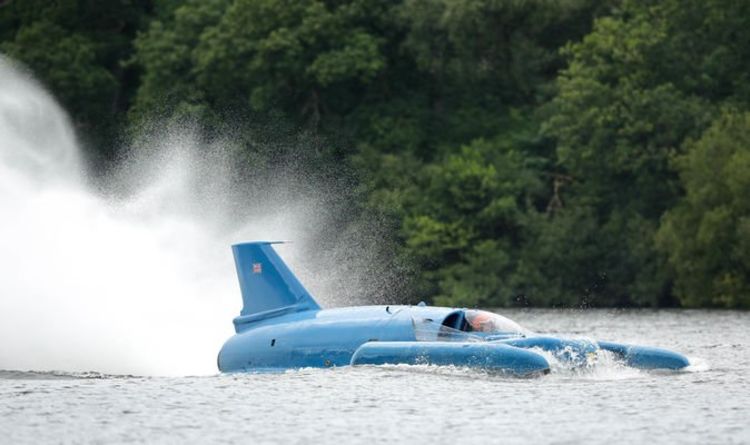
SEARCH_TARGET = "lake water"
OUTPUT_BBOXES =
[1,309,748,444]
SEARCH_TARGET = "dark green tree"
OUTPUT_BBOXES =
[0,0,152,157]
[398,135,545,306]
[132,0,390,131]
[541,0,750,306]
[657,111,750,308]
[10,0,750,308]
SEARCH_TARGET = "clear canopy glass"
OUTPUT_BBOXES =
[412,309,527,342]
[464,310,526,335]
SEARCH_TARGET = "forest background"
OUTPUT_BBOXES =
[2,0,749,309]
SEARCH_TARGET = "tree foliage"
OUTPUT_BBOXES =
[4,0,750,307]
[657,112,750,308]
[0,0,151,156]
[539,0,750,306]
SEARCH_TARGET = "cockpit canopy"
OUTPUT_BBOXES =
[464,310,525,335]
[414,309,527,342]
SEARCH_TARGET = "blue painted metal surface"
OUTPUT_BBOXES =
[597,341,691,370]
[350,342,551,376]
[231,242,320,333]
[218,242,690,374]
[499,336,599,367]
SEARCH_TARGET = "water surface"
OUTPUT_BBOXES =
[1,309,748,444]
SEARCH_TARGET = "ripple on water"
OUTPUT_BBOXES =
[1,310,748,444]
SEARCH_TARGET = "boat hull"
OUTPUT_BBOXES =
[350,341,551,376]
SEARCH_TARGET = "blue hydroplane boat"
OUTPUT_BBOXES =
[218,242,690,375]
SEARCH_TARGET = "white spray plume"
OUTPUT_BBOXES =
[0,55,392,376]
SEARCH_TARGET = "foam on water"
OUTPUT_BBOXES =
[684,356,710,373]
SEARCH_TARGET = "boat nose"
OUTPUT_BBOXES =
[624,346,691,370]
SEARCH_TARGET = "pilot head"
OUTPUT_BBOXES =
[467,311,493,333]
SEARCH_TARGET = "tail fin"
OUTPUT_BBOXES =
[232,241,320,321]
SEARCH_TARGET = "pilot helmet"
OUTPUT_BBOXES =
[466,310,493,332]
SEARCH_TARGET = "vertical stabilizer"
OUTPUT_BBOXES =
[232,242,321,318]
